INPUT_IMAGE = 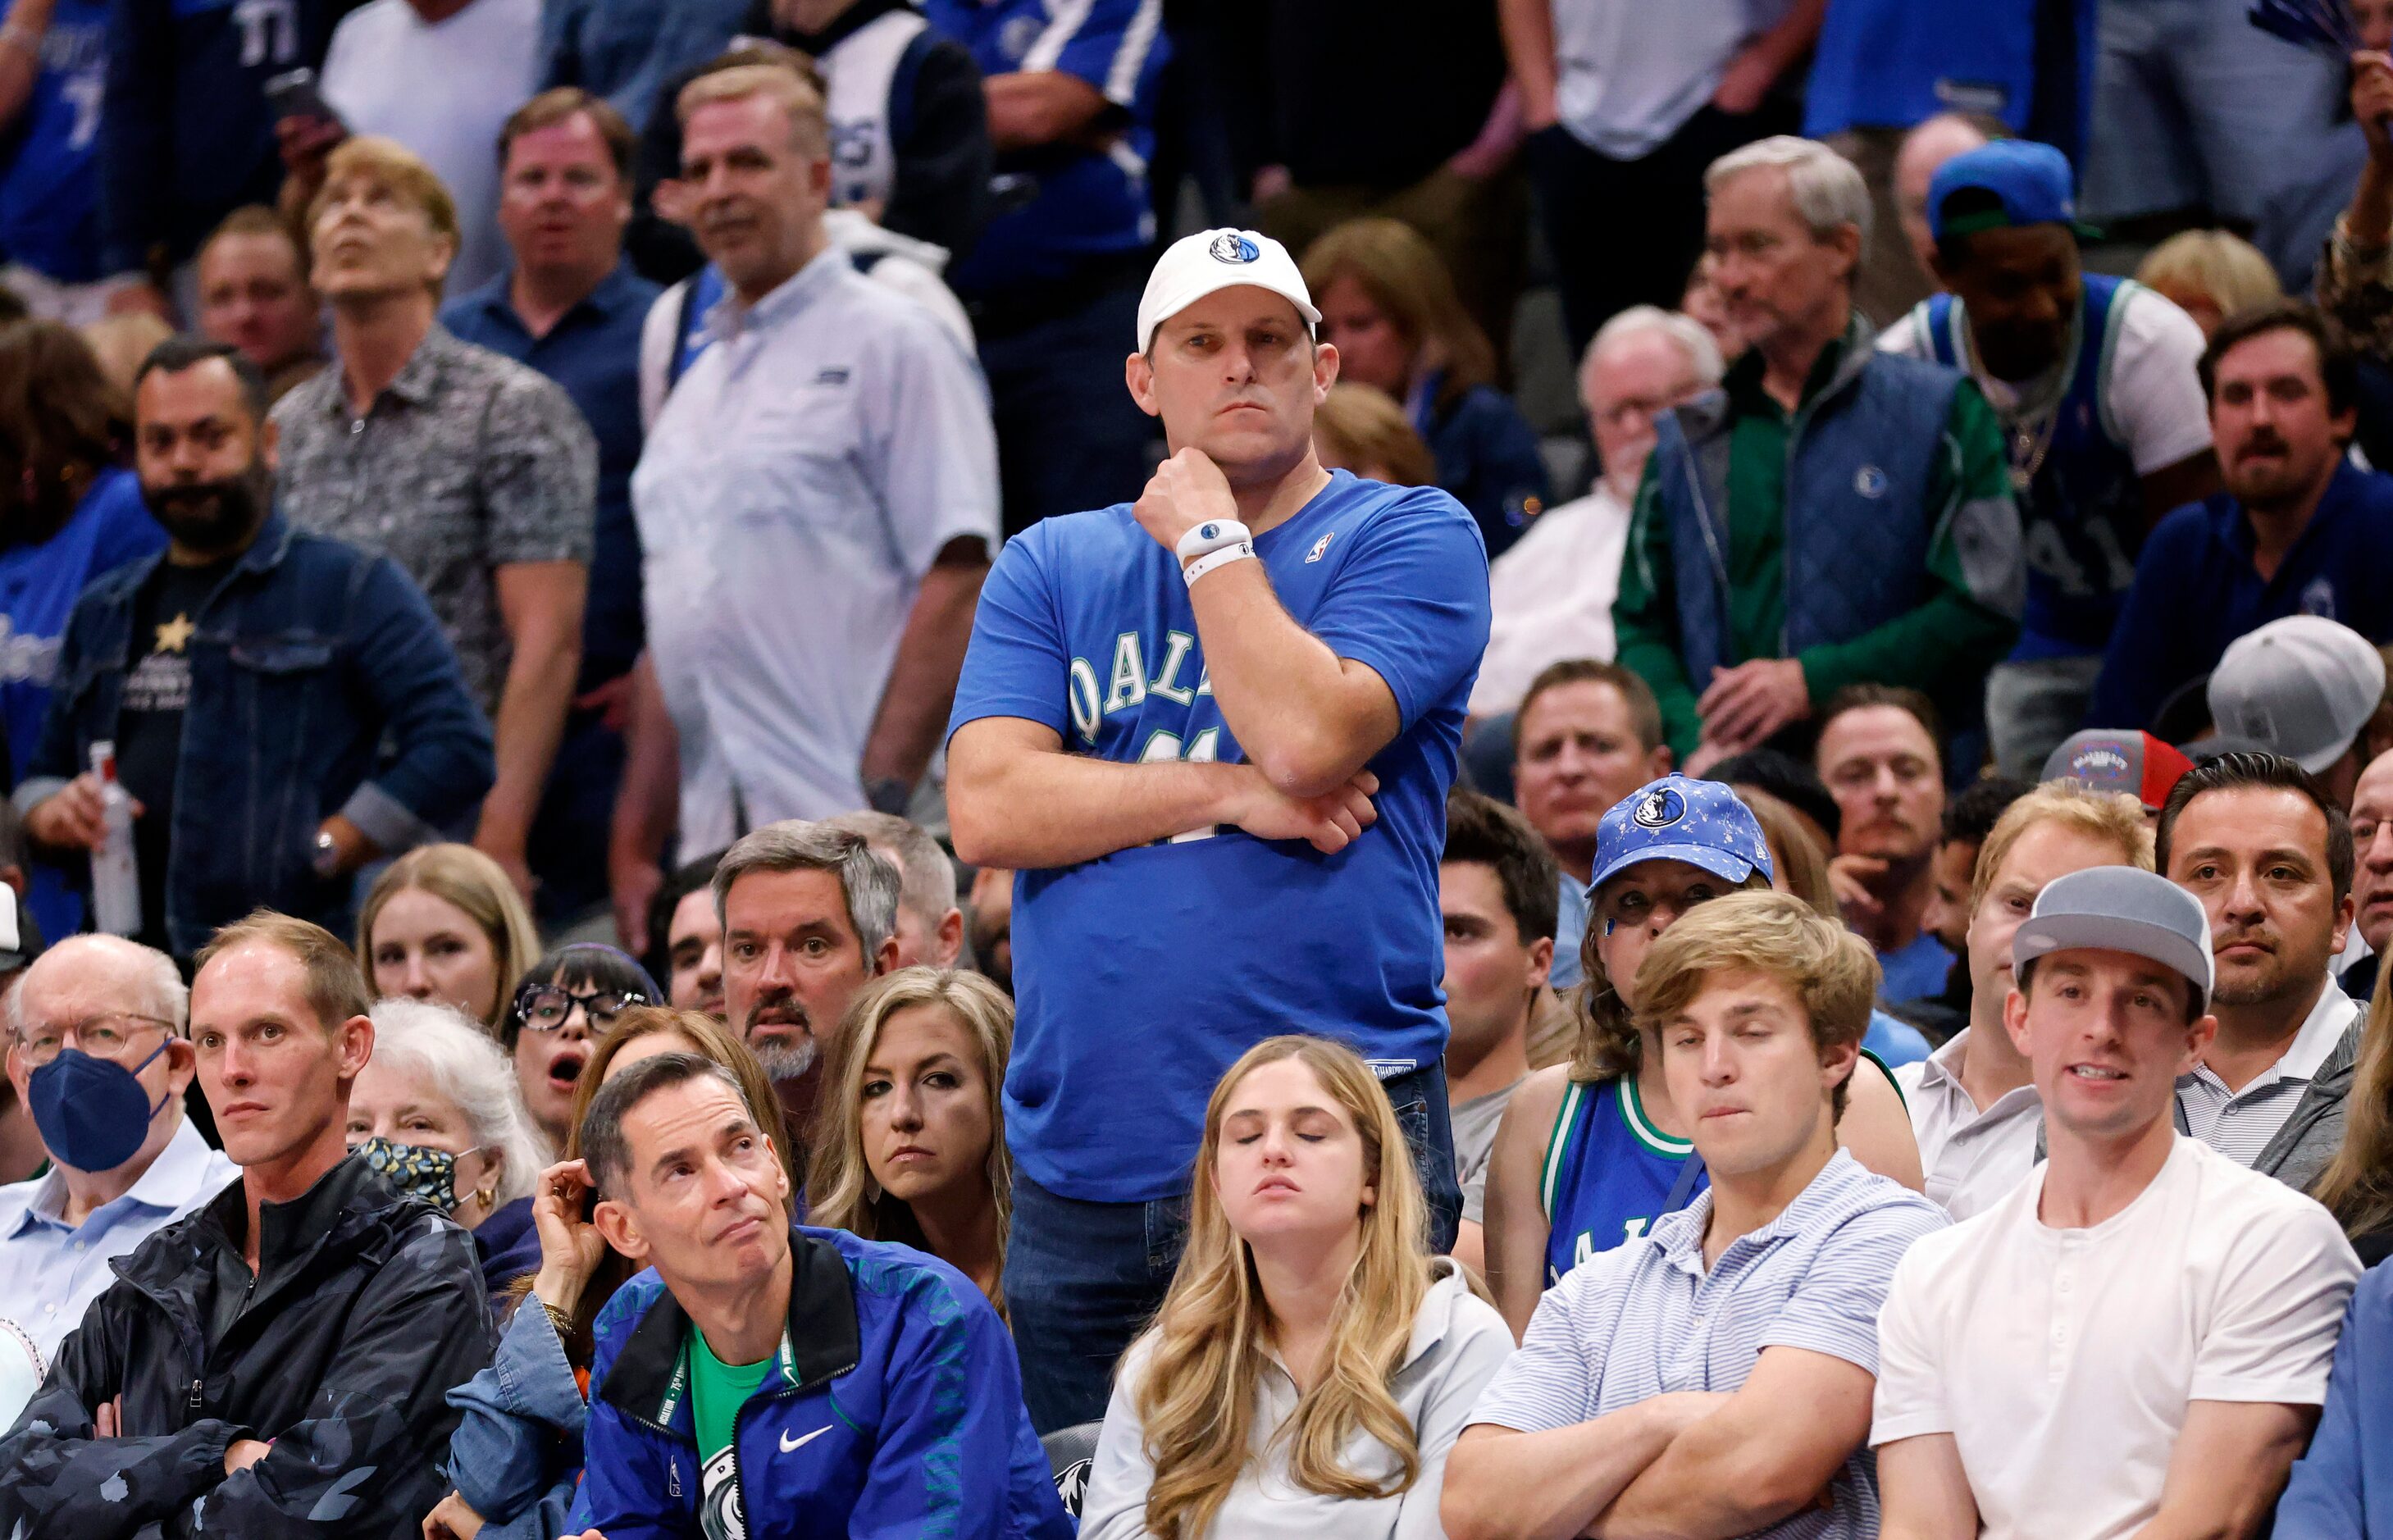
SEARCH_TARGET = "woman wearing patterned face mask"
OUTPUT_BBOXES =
[347,997,553,1297]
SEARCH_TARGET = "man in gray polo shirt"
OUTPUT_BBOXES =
[1442,890,1944,1540]
[2157,750,2363,1191]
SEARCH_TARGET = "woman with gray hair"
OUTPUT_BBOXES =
[348,996,553,1297]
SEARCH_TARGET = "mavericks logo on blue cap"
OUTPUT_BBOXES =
[1209,233,1261,264]
[1631,787,1686,829]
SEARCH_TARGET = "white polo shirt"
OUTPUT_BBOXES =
[1871,1136,2359,1540]
[2176,979,2359,1168]
[1551,0,1794,159]
[631,244,999,848]
[1897,1027,2044,1220]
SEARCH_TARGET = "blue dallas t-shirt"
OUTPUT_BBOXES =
[0,0,107,282]
[948,471,1490,1203]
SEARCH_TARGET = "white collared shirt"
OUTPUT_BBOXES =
[1898,1027,2046,1221]
[1471,485,1632,717]
[631,246,999,849]
[2176,980,2359,1168]
[0,1119,238,1357]
[1551,0,1794,158]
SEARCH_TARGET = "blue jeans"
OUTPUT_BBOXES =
[1004,1060,1461,1433]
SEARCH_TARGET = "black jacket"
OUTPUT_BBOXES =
[0,1153,497,1539]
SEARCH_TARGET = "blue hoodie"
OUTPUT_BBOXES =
[573,1224,1072,1540]
[2277,1259,2393,1538]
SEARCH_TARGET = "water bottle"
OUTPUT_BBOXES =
[88,741,140,938]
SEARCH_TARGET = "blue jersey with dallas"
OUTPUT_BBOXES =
[1541,1076,1705,1286]
[948,471,1490,1202]
[0,0,107,282]
[1919,275,2145,660]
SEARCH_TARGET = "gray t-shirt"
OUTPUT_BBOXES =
[1454,1077,1525,1224]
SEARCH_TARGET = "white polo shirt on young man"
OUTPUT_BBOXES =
[631,243,998,851]
[1897,1027,2044,1220]
[1871,1135,2359,1540]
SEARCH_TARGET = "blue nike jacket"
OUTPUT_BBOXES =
[572,1224,1072,1540]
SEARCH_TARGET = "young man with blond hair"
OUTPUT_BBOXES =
[1901,781,2154,1218]
[271,135,595,900]
[1445,891,1946,1540]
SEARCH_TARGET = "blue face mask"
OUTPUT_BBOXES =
[27,1043,171,1173]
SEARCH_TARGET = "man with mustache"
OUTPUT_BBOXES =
[2158,751,2363,1191]
[14,338,493,960]
[714,821,898,1153]
[1878,139,2218,779]
[2094,303,2393,738]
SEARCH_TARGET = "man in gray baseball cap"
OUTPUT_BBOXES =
[2208,615,2387,810]
[1874,859,2359,1537]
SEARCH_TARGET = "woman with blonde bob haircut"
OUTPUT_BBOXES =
[1078,1036,1513,1540]
[809,968,1014,1313]
[357,843,540,1033]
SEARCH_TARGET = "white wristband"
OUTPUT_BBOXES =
[1174,518,1251,563]
[1182,541,1254,588]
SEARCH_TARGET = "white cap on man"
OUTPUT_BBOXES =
[2207,616,2386,774]
[1135,228,1321,353]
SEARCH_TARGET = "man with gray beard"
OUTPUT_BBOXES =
[713,821,899,1166]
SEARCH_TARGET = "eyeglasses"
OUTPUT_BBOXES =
[512,983,650,1034]
[16,1013,176,1068]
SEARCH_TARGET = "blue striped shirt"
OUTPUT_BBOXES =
[1469,1149,1947,1538]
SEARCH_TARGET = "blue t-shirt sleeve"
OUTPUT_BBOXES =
[1306,491,1491,734]
[948,528,1071,742]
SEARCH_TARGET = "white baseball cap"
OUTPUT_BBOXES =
[2207,615,2387,774]
[1135,228,1320,352]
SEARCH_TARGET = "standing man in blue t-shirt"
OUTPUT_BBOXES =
[946,226,1492,1432]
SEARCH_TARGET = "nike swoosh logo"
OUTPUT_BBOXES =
[780,1426,832,1454]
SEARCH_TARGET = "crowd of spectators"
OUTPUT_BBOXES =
[13,0,2393,1535]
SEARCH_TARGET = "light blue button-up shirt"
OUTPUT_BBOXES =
[0,1118,237,1358]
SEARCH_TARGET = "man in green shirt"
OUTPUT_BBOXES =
[1615,135,2022,772]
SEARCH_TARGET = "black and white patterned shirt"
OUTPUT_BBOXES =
[271,324,596,713]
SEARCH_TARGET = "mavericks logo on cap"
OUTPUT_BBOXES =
[1209,232,1261,264]
[1632,787,1686,829]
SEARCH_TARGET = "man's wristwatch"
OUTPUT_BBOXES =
[312,828,341,878]
[865,777,913,816]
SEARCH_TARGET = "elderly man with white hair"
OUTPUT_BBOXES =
[348,996,553,1298]
[1613,134,2024,775]
[1473,307,1721,719]
[0,934,236,1358]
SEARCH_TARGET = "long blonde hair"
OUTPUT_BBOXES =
[807,969,1014,1310]
[2314,963,2393,1241]
[356,844,541,1032]
[1133,1036,1431,1540]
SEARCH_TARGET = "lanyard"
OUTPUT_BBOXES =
[1662,1150,1708,1215]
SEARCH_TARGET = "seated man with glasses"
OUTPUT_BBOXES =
[0,911,496,1540]
[0,933,235,1360]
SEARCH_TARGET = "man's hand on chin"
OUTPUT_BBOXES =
[1133,447,1240,554]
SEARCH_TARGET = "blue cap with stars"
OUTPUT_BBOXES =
[1587,775,1775,897]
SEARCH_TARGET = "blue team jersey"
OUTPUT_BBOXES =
[1917,275,2146,660]
[1541,1076,1705,1285]
[919,0,1165,294]
[0,467,166,939]
[0,0,107,281]
[947,471,1490,1202]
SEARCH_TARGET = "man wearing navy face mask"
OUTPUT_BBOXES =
[0,933,235,1360]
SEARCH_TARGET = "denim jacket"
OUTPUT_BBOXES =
[13,512,495,955]
[444,1296,588,1540]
